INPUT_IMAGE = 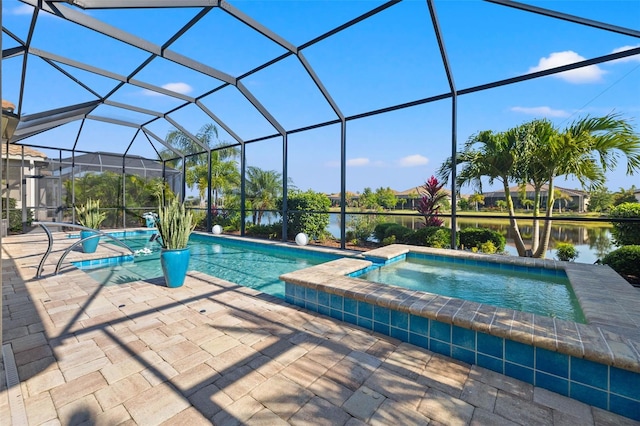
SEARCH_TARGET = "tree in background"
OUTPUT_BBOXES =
[587,187,613,212]
[375,187,397,210]
[245,166,283,226]
[468,193,485,211]
[495,200,507,212]
[416,176,446,227]
[554,189,572,213]
[161,124,240,207]
[612,185,638,206]
[278,190,330,240]
[358,187,378,210]
[65,172,169,227]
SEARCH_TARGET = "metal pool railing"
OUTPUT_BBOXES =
[33,222,135,278]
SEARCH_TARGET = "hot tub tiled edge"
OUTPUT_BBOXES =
[279,247,640,421]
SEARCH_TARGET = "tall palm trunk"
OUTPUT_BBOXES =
[504,182,527,256]
[534,177,555,258]
[531,187,542,254]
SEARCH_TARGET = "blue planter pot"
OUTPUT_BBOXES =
[145,218,155,228]
[80,230,99,253]
[160,248,190,288]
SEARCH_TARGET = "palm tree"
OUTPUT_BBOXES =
[161,123,240,208]
[245,167,283,225]
[438,127,529,256]
[468,193,485,211]
[532,113,640,257]
[554,189,572,213]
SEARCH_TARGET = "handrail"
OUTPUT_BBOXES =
[33,222,135,278]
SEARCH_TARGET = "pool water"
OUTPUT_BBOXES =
[358,257,585,323]
[74,233,338,297]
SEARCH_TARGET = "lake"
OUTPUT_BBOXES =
[328,213,614,264]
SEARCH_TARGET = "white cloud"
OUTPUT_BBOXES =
[162,82,193,94]
[142,82,193,97]
[347,157,370,167]
[398,154,428,167]
[9,4,33,15]
[528,51,606,84]
[511,106,570,118]
[610,45,640,64]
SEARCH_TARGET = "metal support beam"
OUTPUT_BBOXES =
[340,121,347,249]
[281,134,288,242]
[427,0,458,249]
[485,0,640,39]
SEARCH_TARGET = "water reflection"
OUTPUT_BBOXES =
[328,213,613,264]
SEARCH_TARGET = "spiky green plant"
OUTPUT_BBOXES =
[75,198,106,229]
[156,199,195,250]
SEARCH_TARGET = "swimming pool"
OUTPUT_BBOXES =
[354,254,585,323]
[73,233,341,297]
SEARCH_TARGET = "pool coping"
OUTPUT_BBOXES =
[280,244,640,374]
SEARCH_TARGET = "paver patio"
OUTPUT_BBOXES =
[1,232,638,425]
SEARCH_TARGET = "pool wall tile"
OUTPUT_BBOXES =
[390,327,408,342]
[430,340,451,357]
[373,306,390,325]
[609,366,640,400]
[505,340,534,366]
[610,395,640,421]
[409,333,429,350]
[344,313,357,325]
[477,333,503,359]
[391,311,409,330]
[373,321,390,335]
[330,294,343,311]
[317,304,330,317]
[306,288,318,303]
[358,301,373,319]
[452,347,475,365]
[344,298,357,316]
[318,291,330,307]
[505,362,534,385]
[452,326,475,350]
[477,354,503,374]
[429,321,451,342]
[536,348,569,378]
[535,371,569,396]
[570,356,608,390]
[409,315,429,336]
[570,383,608,410]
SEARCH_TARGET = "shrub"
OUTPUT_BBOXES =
[246,223,281,239]
[602,245,640,279]
[416,176,446,227]
[347,214,385,244]
[374,222,397,242]
[190,209,207,230]
[2,197,34,233]
[382,235,396,246]
[386,224,413,242]
[555,243,579,262]
[609,202,640,246]
[480,240,497,254]
[405,227,456,248]
[459,227,506,252]
[278,190,330,239]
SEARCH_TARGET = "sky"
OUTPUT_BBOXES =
[2,0,640,197]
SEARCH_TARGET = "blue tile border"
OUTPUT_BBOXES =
[284,281,640,421]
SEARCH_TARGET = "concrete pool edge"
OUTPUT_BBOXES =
[280,245,640,420]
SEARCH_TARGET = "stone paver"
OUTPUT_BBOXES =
[1,232,639,425]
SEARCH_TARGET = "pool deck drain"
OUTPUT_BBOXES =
[1,232,639,425]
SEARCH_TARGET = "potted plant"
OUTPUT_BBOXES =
[75,198,106,253]
[155,199,195,288]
